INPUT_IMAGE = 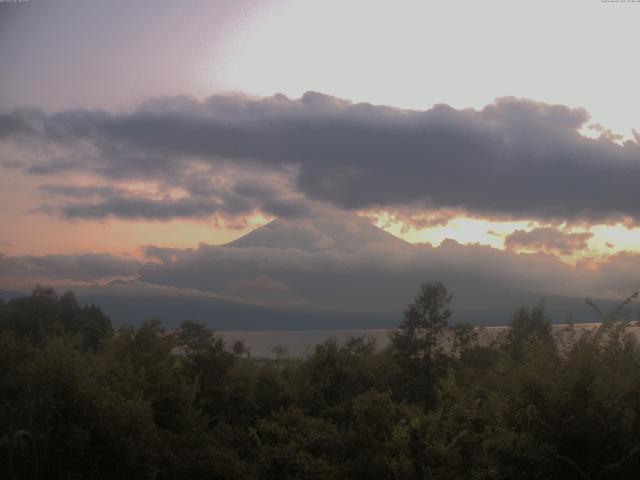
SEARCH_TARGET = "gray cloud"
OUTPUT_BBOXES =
[39,184,122,199]
[2,216,638,323]
[221,274,306,308]
[37,169,315,221]
[137,217,638,313]
[588,251,640,298]
[2,92,640,224]
[38,182,227,220]
[0,252,141,281]
[505,227,594,255]
[60,195,223,220]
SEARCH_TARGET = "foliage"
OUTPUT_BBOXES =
[505,303,555,360]
[389,281,452,405]
[1,285,640,478]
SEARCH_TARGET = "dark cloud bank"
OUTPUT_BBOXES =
[2,218,639,329]
[2,93,640,327]
[2,92,640,224]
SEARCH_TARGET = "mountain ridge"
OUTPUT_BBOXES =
[224,217,408,252]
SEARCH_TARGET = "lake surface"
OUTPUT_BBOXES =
[216,323,633,358]
[217,329,392,358]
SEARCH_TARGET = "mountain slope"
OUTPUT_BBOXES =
[0,289,27,301]
[225,217,408,252]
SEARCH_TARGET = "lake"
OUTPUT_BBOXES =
[216,323,635,358]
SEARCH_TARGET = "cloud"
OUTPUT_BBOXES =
[366,207,462,232]
[221,274,306,307]
[505,227,594,255]
[135,231,639,319]
[2,216,638,324]
[38,182,228,220]
[586,251,640,298]
[2,92,640,224]
[0,252,141,282]
[60,195,223,220]
[39,184,122,199]
[36,168,317,221]
[135,216,632,311]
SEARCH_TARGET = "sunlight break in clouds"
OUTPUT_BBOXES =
[217,0,640,139]
[2,92,640,265]
[1,0,639,328]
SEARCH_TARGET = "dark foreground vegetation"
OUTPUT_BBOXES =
[2,285,640,479]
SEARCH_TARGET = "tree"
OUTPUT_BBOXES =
[271,345,288,360]
[450,321,479,358]
[390,282,452,404]
[391,281,452,364]
[506,303,553,359]
[585,291,638,324]
[232,339,250,357]
[0,287,112,349]
[177,319,216,354]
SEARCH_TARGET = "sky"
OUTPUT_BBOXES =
[1,0,640,325]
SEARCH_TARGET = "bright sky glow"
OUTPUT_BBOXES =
[1,0,640,280]
[217,0,640,137]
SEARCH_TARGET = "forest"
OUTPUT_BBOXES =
[2,283,640,479]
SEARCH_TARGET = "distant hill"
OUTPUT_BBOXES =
[0,289,27,302]
[74,283,619,331]
[76,290,396,330]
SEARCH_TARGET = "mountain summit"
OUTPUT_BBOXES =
[225,217,408,253]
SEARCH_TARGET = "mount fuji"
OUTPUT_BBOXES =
[44,216,615,330]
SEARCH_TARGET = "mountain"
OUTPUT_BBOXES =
[77,290,395,330]
[136,216,613,328]
[76,286,612,330]
[225,217,408,252]
[7,217,617,330]
[0,289,27,302]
